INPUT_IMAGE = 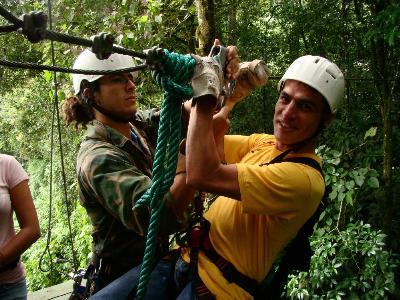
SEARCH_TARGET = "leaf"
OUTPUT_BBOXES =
[332,150,341,158]
[345,180,355,190]
[345,192,353,206]
[364,127,377,140]
[155,14,162,23]
[43,70,52,83]
[368,169,379,177]
[355,175,364,187]
[319,210,326,221]
[359,168,369,176]
[48,90,53,101]
[338,191,345,202]
[367,177,379,188]
[139,15,148,23]
[329,188,338,200]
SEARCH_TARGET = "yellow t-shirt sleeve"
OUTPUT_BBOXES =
[237,161,324,219]
[224,134,276,164]
[224,135,251,163]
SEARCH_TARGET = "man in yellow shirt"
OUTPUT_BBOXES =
[183,54,345,299]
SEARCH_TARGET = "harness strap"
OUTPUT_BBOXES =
[193,275,215,300]
[188,219,260,298]
[282,157,323,175]
[201,232,261,297]
[189,222,215,299]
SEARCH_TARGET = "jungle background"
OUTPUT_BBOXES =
[0,0,399,298]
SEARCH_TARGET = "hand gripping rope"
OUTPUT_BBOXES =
[0,5,200,298]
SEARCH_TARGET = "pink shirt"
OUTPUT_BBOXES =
[0,154,29,283]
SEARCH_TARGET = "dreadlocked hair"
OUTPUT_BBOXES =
[62,95,94,130]
[62,80,100,129]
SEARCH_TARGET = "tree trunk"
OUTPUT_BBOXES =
[369,0,394,237]
[195,0,216,55]
[226,1,237,45]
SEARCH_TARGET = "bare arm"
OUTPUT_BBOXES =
[166,102,233,218]
[0,180,40,267]
[167,172,196,220]
[186,97,241,200]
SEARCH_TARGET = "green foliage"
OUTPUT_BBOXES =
[285,146,399,298]
[0,74,91,291]
[367,4,400,47]
[287,221,398,299]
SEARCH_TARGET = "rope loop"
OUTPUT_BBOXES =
[133,49,196,299]
[151,50,195,99]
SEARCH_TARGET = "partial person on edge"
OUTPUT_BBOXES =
[0,154,41,300]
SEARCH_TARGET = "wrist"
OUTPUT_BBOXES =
[191,95,218,110]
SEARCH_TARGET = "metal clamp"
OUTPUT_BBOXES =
[19,11,47,43]
[209,45,237,105]
[91,32,115,60]
[144,46,165,71]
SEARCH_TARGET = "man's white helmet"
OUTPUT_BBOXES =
[278,55,345,113]
[72,49,137,95]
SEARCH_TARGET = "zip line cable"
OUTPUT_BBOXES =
[38,89,56,273]
[0,5,389,82]
[0,59,148,75]
[0,4,149,76]
[0,5,146,59]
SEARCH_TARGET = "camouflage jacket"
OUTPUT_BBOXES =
[76,109,183,268]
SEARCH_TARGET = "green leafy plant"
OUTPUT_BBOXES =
[285,146,399,299]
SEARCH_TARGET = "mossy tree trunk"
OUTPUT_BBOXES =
[195,0,216,55]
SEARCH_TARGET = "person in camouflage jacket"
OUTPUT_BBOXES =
[63,49,195,294]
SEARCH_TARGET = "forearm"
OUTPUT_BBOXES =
[168,173,196,220]
[0,227,40,267]
[2,180,41,268]
[187,97,221,188]
[213,105,231,162]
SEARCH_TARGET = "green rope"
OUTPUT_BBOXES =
[134,49,196,299]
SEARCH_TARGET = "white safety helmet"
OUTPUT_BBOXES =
[72,49,137,95]
[278,55,345,113]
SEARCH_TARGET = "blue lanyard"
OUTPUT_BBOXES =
[131,131,143,148]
